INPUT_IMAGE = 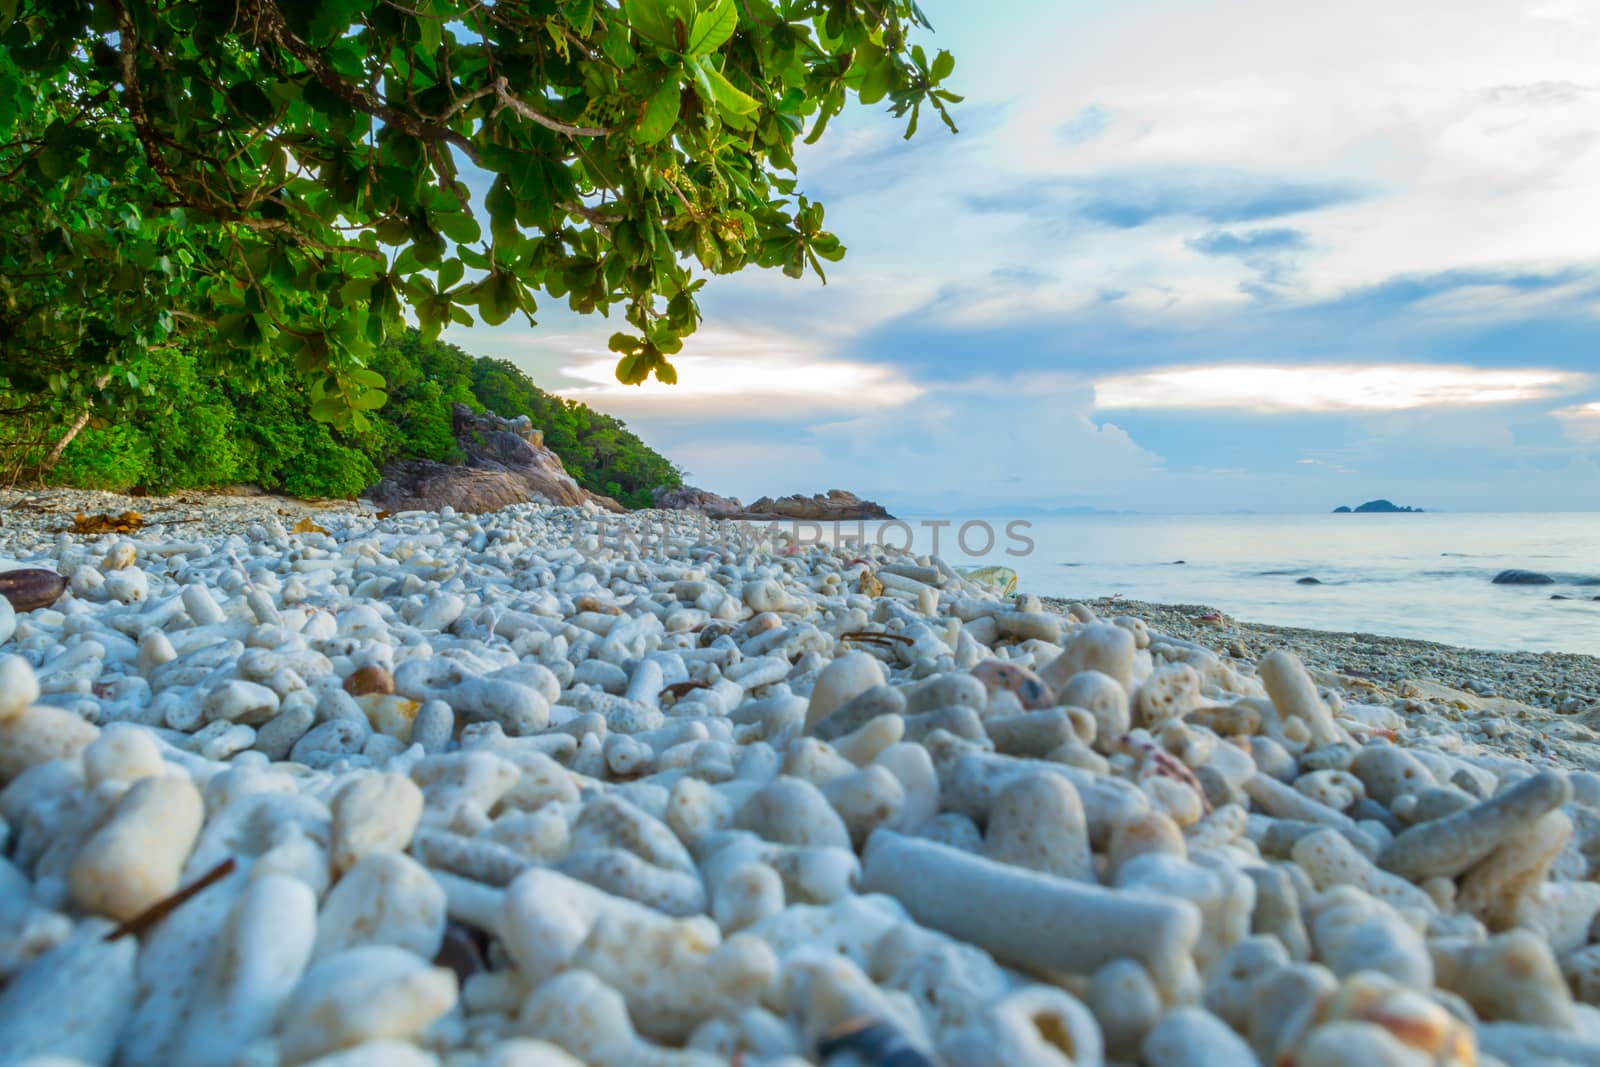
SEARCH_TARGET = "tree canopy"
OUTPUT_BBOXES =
[1,0,959,434]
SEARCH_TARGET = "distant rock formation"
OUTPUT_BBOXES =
[1493,569,1556,586]
[651,485,746,518]
[744,489,893,522]
[1333,499,1423,513]
[365,404,624,515]
[653,485,893,521]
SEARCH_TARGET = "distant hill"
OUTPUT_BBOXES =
[1333,499,1424,513]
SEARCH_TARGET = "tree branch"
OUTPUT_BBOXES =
[437,83,497,123]
[558,200,614,239]
[42,372,112,471]
[489,78,610,138]
[107,0,191,203]
[110,0,374,258]
[245,0,485,164]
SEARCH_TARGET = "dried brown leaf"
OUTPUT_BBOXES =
[68,511,145,535]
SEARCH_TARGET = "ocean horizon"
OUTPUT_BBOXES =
[827,511,1600,655]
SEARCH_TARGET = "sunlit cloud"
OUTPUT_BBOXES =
[1297,456,1357,474]
[1554,400,1600,442]
[551,326,924,417]
[1094,363,1587,413]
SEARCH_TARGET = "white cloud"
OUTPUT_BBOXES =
[1554,400,1600,441]
[849,0,1600,324]
[532,325,924,418]
[1094,363,1587,413]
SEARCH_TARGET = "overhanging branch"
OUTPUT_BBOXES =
[490,78,610,138]
[246,0,486,165]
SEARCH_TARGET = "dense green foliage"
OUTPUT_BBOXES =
[3,333,683,506]
[370,332,685,506]
[3,0,959,437]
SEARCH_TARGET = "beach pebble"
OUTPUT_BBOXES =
[1142,1006,1260,1067]
[331,773,423,872]
[203,679,281,724]
[736,776,853,849]
[69,774,204,921]
[0,498,1590,1067]
[315,852,446,960]
[806,651,887,729]
[0,653,40,722]
[171,873,317,1067]
[0,920,137,1065]
[279,947,458,1065]
[982,772,1093,880]
[0,701,98,783]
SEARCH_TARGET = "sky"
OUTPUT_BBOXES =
[444,0,1600,514]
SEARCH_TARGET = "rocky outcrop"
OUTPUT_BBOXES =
[745,489,892,521]
[364,404,624,515]
[653,485,893,521]
[1493,570,1556,586]
[650,485,746,518]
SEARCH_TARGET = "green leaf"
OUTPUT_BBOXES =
[686,0,737,57]
[476,272,519,326]
[653,360,678,385]
[215,313,250,343]
[617,351,650,384]
[811,234,846,261]
[693,225,722,271]
[229,81,274,122]
[35,147,69,181]
[339,277,374,307]
[931,49,955,82]
[809,241,841,282]
[353,388,388,410]
[309,397,345,422]
[859,54,894,106]
[701,64,759,116]
[349,367,386,389]
[624,0,677,44]
[431,209,481,244]
[636,79,681,144]
[375,217,410,245]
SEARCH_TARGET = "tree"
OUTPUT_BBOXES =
[9,329,684,502]
[2,0,959,433]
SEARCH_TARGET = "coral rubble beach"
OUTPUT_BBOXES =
[1,493,1599,1066]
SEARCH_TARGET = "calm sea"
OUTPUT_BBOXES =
[843,513,1600,655]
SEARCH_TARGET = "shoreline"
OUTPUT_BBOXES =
[8,485,1595,709]
[1045,594,1600,770]
[6,485,1597,767]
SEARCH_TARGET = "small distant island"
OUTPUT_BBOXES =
[1332,499,1424,513]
